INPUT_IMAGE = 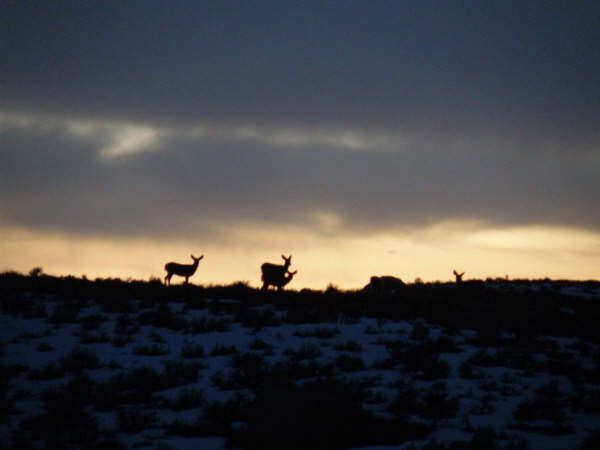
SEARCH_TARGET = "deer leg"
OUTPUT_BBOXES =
[165,274,171,286]
[261,282,269,291]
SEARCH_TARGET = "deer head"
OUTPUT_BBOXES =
[281,254,292,270]
[282,269,298,286]
[453,270,465,283]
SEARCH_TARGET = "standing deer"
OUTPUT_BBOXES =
[164,254,204,285]
[261,254,294,291]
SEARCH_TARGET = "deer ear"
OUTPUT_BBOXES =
[199,255,204,260]
[190,254,194,259]
[281,254,286,260]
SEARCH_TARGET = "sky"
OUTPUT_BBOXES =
[1,1,599,287]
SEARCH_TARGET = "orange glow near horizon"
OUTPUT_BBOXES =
[0,222,599,288]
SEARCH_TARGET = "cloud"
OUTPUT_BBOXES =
[1,2,599,241]
[2,2,599,148]
[0,110,164,159]
[1,110,598,239]
[0,110,414,161]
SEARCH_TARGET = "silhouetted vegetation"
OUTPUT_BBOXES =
[231,379,430,450]
[1,271,599,449]
[1,270,587,342]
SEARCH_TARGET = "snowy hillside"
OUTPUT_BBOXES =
[1,274,599,449]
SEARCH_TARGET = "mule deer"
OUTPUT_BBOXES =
[363,275,405,293]
[453,270,485,290]
[261,255,294,291]
[453,270,465,284]
[263,269,298,291]
[164,254,203,285]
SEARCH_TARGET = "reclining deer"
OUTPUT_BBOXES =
[363,275,405,293]
[261,254,296,291]
[268,269,298,291]
[164,254,203,285]
[453,270,465,284]
[453,269,485,290]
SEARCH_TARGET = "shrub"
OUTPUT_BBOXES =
[469,427,498,450]
[161,387,205,411]
[459,360,485,379]
[96,361,202,407]
[334,341,363,352]
[29,363,65,380]
[79,313,107,331]
[48,303,80,323]
[162,360,202,385]
[80,331,111,344]
[117,408,155,433]
[181,341,204,358]
[187,317,231,334]
[237,308,281,329]
[248,338,273,352]
[111,334,133,348]
[571,388,600,415]
[20,384,98,447]
[513,397,567,424]
[148,331,165,343]
[579,430,600,450]
[406,355,450,381]
[201,393,252,435]
[114,314,139,335]
[431,336,460,353]
[60,347,100,372]
[133,343,170,356]
[389,382,458,422]
[232,379,429,450]
[419,387,459,421]
[334,354,365,372]
[284,343,323,361]
[387,382,420,418]
[210,344,238,356]
[137,304,187,330]
[512,395,573,435]
[410,322,430,340]
[295,326,340,339]
[228,352,271,389]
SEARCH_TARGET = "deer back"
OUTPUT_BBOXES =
[261,262,287,280]
[165,262,197,276]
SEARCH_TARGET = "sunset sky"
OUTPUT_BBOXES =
[1,1,599,288]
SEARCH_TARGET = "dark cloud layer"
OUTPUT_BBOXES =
[1,125,598,237]
[1,1,599,237]
[2,2,599,136]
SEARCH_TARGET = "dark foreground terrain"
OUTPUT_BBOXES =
[1,272,599,449]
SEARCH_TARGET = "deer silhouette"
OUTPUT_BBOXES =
[261,254,295,291]
[453,270,465,284]
[269,269,298,291]
[363,275,405,293]
[453,269,486,290]
[164,254,204,285]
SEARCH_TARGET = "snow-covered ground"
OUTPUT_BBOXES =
[1,286,599,449]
